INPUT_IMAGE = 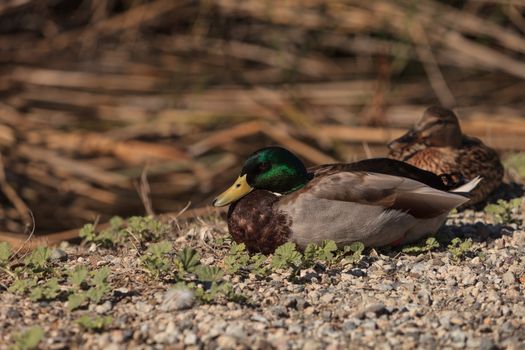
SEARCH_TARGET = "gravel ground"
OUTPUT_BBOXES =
[1,193,524,349]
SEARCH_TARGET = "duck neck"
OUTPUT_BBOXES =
[282,173,312,194]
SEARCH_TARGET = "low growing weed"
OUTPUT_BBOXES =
[0,242,12,266]
[484,198,522,225]
[447,237,474,261]
[138,243,243,303]
[140,241,173,278]
[7,252,113,308]
[221,240,365,282]
[29,278,60,302]
[7,326,44,350]
[504,153,525,179]
[79,216,171,247]
[76,315,113,331]
[223,242,269,276]
[402,237,440,255]
[23,246,52,274]
[67,266,112,310]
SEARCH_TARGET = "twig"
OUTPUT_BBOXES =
[263,125,337,165]
[361,142,373,159]
[0,154,32,228]
[11,210,35,260]
[136,164,155,217]
[410,24,456,107]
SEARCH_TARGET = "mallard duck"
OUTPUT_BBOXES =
[388,106,503,206]
[213,146,480,254]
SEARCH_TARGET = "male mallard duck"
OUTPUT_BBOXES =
[388,106,503,206]
[213,146,480,254]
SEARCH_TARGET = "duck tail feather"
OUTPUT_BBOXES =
[450,176,482,194]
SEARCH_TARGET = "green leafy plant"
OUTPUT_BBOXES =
[140,241,173,278]
[223,242,250,274]
[68,266,112,309]
[79,223,97,243]
[8,278,37,295]
[138,243,241,303]
[448,237,474,261]
[271,242,303,270]
[68,266,88,287]
[504,153,525,179]
[484,198,522,225]
[195,265,224,282]
[79,217,125,247]
[301,240,364,267]
[67,294,87,311]
[193,281,239,303]
[222,240,366,283]
[213,235,231,247]
[127,216,170,241]
[7,247,56,298]
[95,216,125,246]
[76,315,113,331]
[24,247,51,273]
[248,253,270,276]
[304,240,338,265]
[29,278,60,302]
[223,242,269,276]
[402,237,440,254]
[8,326,44,350]
[80,216,170,247]
[8,259,111,309]
[0,242,12,266]
[176,247,201,275]
[342,242,365,264]
[66,266,89,311]
[85,267,111,304]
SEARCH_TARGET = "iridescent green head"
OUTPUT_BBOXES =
[213,147,311,207]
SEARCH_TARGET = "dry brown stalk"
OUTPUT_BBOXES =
[27,131,189,165]
[17,145,131,189]
[0,155,32,229]
[263,126,337,165]
[189,121,264,156]
[136,165,155,217]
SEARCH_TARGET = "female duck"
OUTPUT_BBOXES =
[213,146,479,254]
[388,106,503,206]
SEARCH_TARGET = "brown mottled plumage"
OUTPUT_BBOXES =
[216,147,480,254]
[388,106,503,206]
[227,190,292,254]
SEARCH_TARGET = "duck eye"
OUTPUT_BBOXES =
[236,183,241,188]
[258,162,271,172]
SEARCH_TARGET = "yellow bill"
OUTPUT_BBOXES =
[213,174,253,207]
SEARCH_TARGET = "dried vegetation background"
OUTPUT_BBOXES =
[0,0,524,236]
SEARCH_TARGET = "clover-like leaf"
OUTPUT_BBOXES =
[271,242,302,269]
[76,315,112,331]
[0,242,12,265]
[68,266,88,287]
[91,267,110,286]
[67,293,87,311]
[24,247,51,271]
[9,326,44,350]
[177,247,201,273]
[195,265,224,282]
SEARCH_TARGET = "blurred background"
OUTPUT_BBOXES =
[0,0,524,235]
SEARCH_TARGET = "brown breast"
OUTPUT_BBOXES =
[227,190,292,254]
